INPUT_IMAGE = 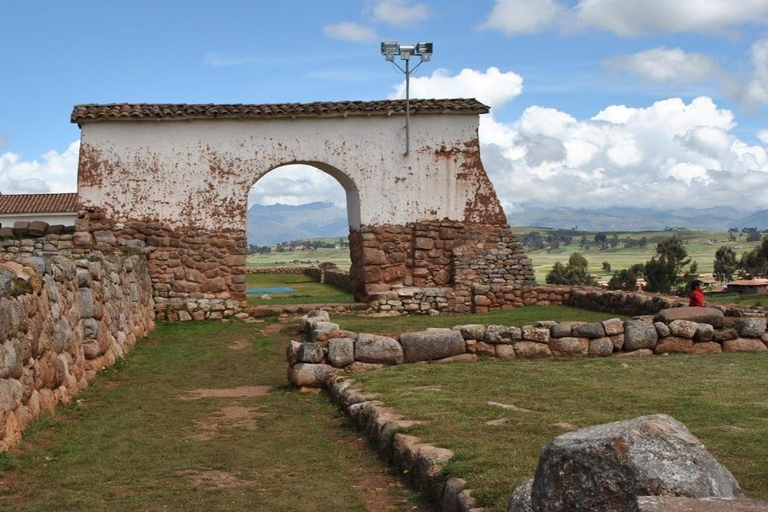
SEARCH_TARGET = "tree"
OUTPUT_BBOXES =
[713,246,738,281]
[546,253,597,286]
[738,236,768,278]
[644,236,691,294]
[602,261,611,273]
[608,268,637,291]
[747,231,762,242]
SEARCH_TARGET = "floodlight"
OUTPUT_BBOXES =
[379,40,434,155]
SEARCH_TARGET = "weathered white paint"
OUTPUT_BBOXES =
[0,213,77,227]
[78,112,504,230]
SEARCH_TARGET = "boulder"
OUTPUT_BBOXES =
[514,342,552,359]
[609,334,625,351]
[507,480,534,512]
[669,320,698,339]
[654,321,671,338]
[327,338,355,367]
[455,324,486,341]
[289,363,334,388]
[736,318,767,338]
[522,326,550,343]
[714,328,738,342]
[549,337,588,357]
[355,333,403,364]
[655,336,694,354]
[530,414,741,512]
[550,323,573,338]
[495,344,517,360]
[694,323,715,342]
[624,320,659,351]
[297,343,324,363]
[655,307,724,328]
[693,342,722,355]
[310,322,340,342]
[476,341,496,357]
[486,324,511,344]
[589,337,614,357]
[400,330,465,362]
[602,318,624,336]
[573,322,606,338]
[508,326,523,341]
[722,338,768,353]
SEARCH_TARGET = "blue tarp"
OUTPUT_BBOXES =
[246,286,295,294]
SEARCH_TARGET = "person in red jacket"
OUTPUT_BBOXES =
[689,280,705,307]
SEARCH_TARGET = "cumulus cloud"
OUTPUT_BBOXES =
[0,141,80,194]
[483,96,768,212]
[729,35,768,108]
[482,0,768,37]
[605,47,722,84]
[366,0,430,26]
[480,0,564,36]
[322,22,379,43]
[248,164,346,207]
[759,129,768,145]
[388,67,524,108]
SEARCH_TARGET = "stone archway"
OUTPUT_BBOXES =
[72,99,534,318]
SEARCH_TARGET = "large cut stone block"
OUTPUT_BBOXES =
[624,320,658,351]
[400,330,465,362]
[529,414,741,512]
[355,333,403,365]
[655,307,724,328]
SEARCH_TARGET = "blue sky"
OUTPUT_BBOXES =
[2,0,768,212]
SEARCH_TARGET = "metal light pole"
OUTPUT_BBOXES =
[381,42,433,155]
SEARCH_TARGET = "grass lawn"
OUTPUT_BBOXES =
[335,305,627,336]
[350,355,768,511]
[246,247,351,269]
[706,293,768,307]
[0,321,429,512]
[246,273,354,306]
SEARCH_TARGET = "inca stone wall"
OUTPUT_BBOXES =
[0,253,155,451]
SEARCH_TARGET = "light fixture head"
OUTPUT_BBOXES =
[398,44,415,61]
[415,42,433,62]
[380,41,398,62]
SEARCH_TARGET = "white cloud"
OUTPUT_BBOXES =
[605,47,722,84]
[248,164,346,207]
[323,22,379,43]
[367,0,431,26]
[0,141,79,194]
[730,35,768,108]
[482,0,768,37]
[574,0,768,36]
[758,129,768,145]
[388,67,524,109]
[481,96,768,212]
[480,0,564,36]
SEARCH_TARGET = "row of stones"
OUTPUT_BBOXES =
[368,287,454,316]
[326,375,482,512]
[287,308,768,390]
[0,233,83,256]
[0,253,155,451]
[0,220,76,239]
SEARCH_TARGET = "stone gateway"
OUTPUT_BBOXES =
[71,99,535,318]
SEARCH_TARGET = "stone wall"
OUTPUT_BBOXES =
[287,308,768,388]
[0,253,155,451]
[246,267,311,275]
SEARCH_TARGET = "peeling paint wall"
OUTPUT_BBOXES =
[78,114,505,229]
[75,111,526,314]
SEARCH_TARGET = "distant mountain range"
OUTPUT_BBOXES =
[247,201,348,246]
[246,202,768,245]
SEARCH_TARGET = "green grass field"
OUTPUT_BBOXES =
[246,273,354,306]
[246,230,762,284]
[351,354,768,511]
[0,321,429,512]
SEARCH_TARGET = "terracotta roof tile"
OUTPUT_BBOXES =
[71,99,490,124]
[0,193,78,214]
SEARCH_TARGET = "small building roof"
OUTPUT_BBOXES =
[0,193,78,214]
[71,98,490,124]
[727,279,768,286]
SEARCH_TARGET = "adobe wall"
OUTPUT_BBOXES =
[74,104,531,313]
[0,252,155,451]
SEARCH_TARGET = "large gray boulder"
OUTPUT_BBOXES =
[736,317,767,338]
[655,307,724,329]
[327,338,355,367]
[624,320,659,351]
[355,333,403,365]
[530,414,741,512]
[400,330,465,362]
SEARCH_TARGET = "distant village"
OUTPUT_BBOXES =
[247,238,349,255]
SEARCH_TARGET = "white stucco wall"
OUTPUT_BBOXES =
[77,113,504,230]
